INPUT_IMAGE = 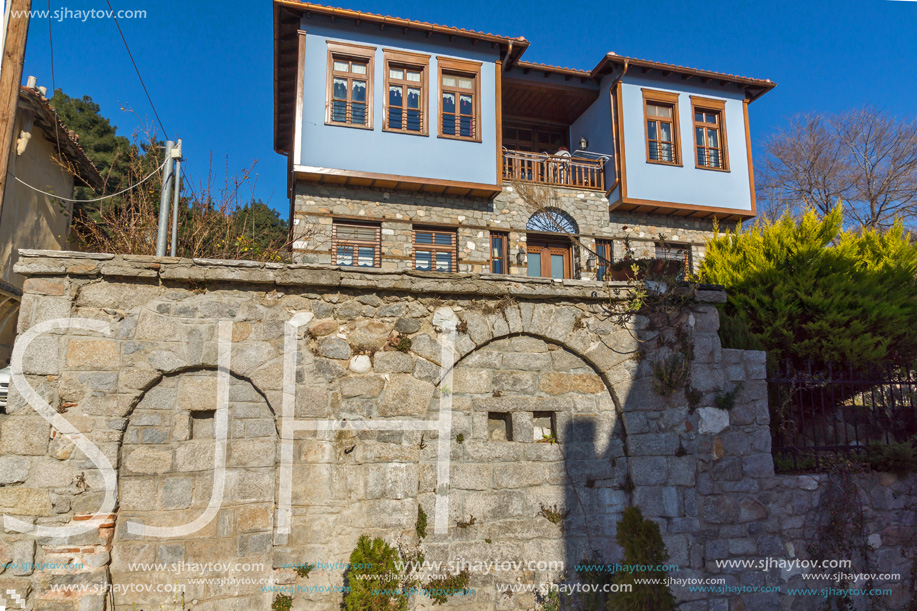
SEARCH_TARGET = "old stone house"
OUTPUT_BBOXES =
[273,1,774,279]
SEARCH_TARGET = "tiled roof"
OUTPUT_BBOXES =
[275,1,529,47]
[594,53,776,92]
[17,86,104,190]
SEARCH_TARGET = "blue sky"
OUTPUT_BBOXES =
[22,0,917,216]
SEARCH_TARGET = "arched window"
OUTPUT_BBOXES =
[526,208,578,234]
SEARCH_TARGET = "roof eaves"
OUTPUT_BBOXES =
[592,53,777,99]
[17,86,104,190]
[274,1,529,51]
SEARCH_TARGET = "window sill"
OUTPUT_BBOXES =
[695,165,730,173]
[325,121,374,131]
[438,133,482,143]
[645,159,683,167]
[382,127,429,137]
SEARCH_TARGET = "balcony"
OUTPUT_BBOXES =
[502,149,606,191]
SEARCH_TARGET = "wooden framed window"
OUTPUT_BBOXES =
[383,49,428,135]
[642,89,681,165]
[437,57,481,142]
[691,97,728,170]
[595,240,612,281]
[325,42,375,129]
[332,221,381,267]
[527,237,572,280]
[490,231,509,274]
[413,227,457,272]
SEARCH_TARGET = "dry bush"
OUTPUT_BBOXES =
[72,132,312,262]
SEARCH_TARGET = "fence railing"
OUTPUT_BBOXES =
[768,360,917,471]
[502,149,605,191]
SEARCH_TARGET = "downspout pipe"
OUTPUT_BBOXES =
[606,59,629,196]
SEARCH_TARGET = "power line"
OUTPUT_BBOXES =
[9,159,166,203]
[47,0,62,158]
[104,0,169,140]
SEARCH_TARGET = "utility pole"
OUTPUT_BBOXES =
[0,0,32,225]
[169,146,182,257]
[155,140,175,257]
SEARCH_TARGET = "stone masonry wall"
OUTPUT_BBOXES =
[293,183,724,276]
[0,250,914,611]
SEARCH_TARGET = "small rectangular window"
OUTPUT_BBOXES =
[333,221,381,268]
[595,240,612,281]
[413,227,456,272]
[643,90,681,165]
[490,231,509,274]
[438,57,481,142]
[326,42,375,129]
[533,411,556,442]
[487,412,512,441]
[192,410,215,439]
[691,97,728,170]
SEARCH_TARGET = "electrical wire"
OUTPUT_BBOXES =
[9,159,166,203]
[104,0,169,140]
[47,0,62,159]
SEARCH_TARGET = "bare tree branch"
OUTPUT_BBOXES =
[757,107,917,229]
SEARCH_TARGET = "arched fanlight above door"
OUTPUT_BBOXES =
[526,208,579,234]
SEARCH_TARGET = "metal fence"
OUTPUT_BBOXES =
[768,360,917,471]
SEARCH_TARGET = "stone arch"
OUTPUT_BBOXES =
[420,331,628,601]
[110,369,277,610]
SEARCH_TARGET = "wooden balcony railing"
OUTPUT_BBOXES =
[502,149,606,191]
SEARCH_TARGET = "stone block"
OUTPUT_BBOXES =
[627,433,679,456]
[539,372,605,395]
[451,464,492,490]
[135,311,179,341]
[120,478,158,510]
[237,506,272,532]
[174,441,213,472]
[452,368,491,394]
[0,418,50,456]
[372,351,414,373]
[742,454,775,479]
[0,488,52,516]
[340,375,385,398]
[366,463,418,499]
[21,334,59,375]
[230,439,276,467]
[66,338,119,369]
[697,407,730,435]
[317,337,351,360]
[124,446,173,474]
[630,456,669,486]
[161,477,193,509]
[0,456,30,485]
[294,385,331,418]
[492,371,537,393]
[226,470,274,502]
[379,374,434,417]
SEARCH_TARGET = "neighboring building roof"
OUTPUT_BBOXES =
[17,86,104,190]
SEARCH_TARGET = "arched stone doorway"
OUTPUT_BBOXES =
[110,370,277,610]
